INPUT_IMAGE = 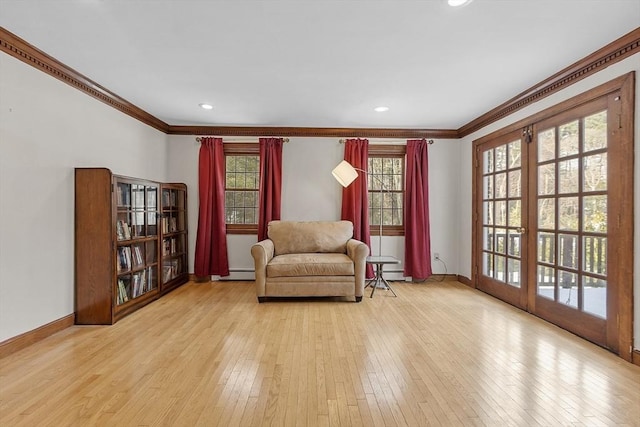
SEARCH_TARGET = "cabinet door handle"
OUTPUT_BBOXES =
[516,227,527,234]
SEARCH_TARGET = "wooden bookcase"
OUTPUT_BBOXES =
[160,183,189,292]
[75,168,188,325]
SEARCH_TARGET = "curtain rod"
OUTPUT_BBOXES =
[338,138,434,144]
[195,137,289,143]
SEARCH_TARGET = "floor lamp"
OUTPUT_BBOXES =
[332,159,384,257]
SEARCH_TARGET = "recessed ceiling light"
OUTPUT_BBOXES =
[448,0,473,6]
[374,106,389,112]
[199,103,213,110]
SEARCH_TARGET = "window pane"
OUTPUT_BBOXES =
[584,110,607,152]
[558,234,578,269]
[484,201,494,225]
[484,149,494,173]
[495,145,507,172]
[495,255,506,281]
[495,228,506,254]
[559,120,579,158]
[494,172,507,198]
[558,158,579,194]
[538,163,555,195]
[558,271,578,308]
[507,230,521,257]
[558,197,579,231]
[583,195,607,233]
[583,236,607,275]
[483,227,494,251]
[508,140,521,169]
[495,201,506,226]
[507,200,520,227]
[508,170,521,198]
[483,175,493,199]
[538,128,555,162]
[538,198,555,230]
[483,252,494,278]
[537,265,555,300]
[538,232,555,264]
[583,153,607,192]
[508,258,521,288]
[583,276,606,318]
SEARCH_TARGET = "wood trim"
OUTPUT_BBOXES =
[457,275,473,288]
[3,24,637,142]
[0,26,170,133]
[223,142,260,154]
[458,27,640,137]
[0,314,74,359]
[169,125,458,139]
[633,350,640,367]
[473,73,633,146]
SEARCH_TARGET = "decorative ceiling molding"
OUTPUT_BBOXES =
[458,27,640,138]
[0,26,170,133]
[167,125,457,139]
[2,25,638,140]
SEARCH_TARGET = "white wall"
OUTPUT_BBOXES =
[167,136,461,281]
[456,53,640,350]
[0,53,168,341]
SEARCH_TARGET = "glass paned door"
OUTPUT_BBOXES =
[530,97,612,346]
[474,78,633,358]
[477,130,528,309]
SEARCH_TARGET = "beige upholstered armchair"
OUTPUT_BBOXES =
[251,220,369,302]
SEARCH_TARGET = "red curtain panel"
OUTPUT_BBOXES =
[257,137,284,241]
[194,137,230,277]
[404,139,432,280]
[341,138,374,278]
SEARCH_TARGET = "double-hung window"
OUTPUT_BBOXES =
[224,143,259,234]
[368,145,406,236]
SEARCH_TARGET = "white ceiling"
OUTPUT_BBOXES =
[1,0,638,130]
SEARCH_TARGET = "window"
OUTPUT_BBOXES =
[368,145,406,236]
[224,143,259,234]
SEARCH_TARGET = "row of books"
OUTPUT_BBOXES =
[161,217,179,233]
[116,269,156,305]
[116,184,131,207]
[116,219,132,240]
[162,238,182,256]
[117,245,145,272]
[162,259,182,283]
[162,190,178,208]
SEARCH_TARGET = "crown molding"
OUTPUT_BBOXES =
[2,24,638,140]
[0,26,170,133]
[168,125,457,139]
[458,27,640,137]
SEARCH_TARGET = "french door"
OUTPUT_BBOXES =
[474,75,634,356]
[476,130,529,310]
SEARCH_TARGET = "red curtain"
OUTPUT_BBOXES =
[257,137,284,241]
[404,139,432,280]
[194,137,230,277]
[340,138,374,278]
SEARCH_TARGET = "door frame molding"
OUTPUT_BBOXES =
[472,71,635,361]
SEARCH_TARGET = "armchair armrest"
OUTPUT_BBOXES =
[346,238,369,298]
[251,239,275,297]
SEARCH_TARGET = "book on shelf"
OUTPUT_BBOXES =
[116,220,131,240]
[117,279,129,304]
[162,259,181,283]
[117,246,132,272]
[132,245,144,267]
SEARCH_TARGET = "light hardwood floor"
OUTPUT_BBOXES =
[1,280,639,426]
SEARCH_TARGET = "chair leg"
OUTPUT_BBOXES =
[355,296,363,303]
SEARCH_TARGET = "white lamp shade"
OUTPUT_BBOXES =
[332,160,359,187]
